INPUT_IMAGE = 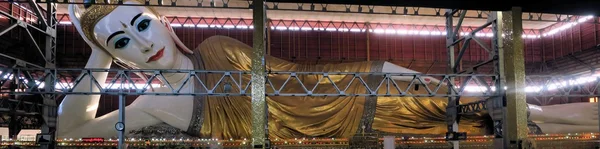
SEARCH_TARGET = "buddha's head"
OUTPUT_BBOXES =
[69,0,193,69]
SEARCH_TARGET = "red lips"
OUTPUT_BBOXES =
[146,48,164,63]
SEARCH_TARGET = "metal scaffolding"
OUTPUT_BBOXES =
[21,0,576,23]
[2,68,596,97]
[0,68,502,97]
[0,0,57,148]
[0,0,597,149]
[444,7,528,148]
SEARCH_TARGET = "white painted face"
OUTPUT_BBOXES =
[93,2,178,69]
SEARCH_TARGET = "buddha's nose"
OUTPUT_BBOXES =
[142,44,155,53]
[129,32,154,52]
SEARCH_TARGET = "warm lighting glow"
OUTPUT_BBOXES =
[170,23,182,27]
[86,104,99,112]
[54,20,542,38]
[1,133,596,147]
[197,24,210,28]
[590,97,598,103]
[544,15,594,37]
[463,74,600,93]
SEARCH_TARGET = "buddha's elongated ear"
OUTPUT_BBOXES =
[68,4,99,50]
[69,4,113,69]
[159,16,193,54]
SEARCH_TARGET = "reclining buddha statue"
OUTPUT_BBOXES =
[57,0,599,139]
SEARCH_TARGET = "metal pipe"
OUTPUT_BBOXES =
[0,23,18,37]
[366,22,370,61]
[597,87,600,147]
[453,10,467,38]
[444,9,459,149]
[425,61,437,74]
[472,36,492,53]
[26,0,48,27]
[24,28,47,61]
[267,19,271,55]
[453,38,473,72]
[595,17,598,46]
[117,93,125,149]
[0,53,44,68]
[0,11,52,36]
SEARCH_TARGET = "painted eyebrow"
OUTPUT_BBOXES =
[106,31,125,45]
[130,13,143,26]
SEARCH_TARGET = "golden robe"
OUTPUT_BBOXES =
[192,36,488,139]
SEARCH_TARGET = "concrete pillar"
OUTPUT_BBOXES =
[251,0,268,148]
[497,7,528,148]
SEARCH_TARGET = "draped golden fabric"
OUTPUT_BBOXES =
[196,36,488,139]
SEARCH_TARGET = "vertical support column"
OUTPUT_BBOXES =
[116,70,127,149]
[117,93,126,149]
[366,22,371,61]
[41,0,57,149]
[251,0,268,148]
[498,7,528,148]
[8,101,20,140]
[594,17,598,46]
[444,9,459,149]
[597,87,600,146]
[267,19,272,55]
[489,10,507,149]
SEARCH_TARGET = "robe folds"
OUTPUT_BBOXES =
[187,35,489,139]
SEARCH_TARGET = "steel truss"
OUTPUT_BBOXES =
[445,9,504,148]
[0,0,57,148]
[0,96,45,135]
[444,7,549,148]
[0,68,502,97]
[456,73,600,114]
[0,4,50,69]
[28,0,570,23]
[0,98,44,115]
[0,1,593,148]
[56,15,544,37]
[2,68,598,97]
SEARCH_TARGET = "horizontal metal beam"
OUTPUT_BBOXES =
[0,68,597,97]
[0,99,44,116]
[0,68,503,97]
[538,46,600,75]
[0,53,44,68]
[567,54,596,72]
[0,10,52,37]
[0,23,19,37]
[26,0,48,27]
[264,0,600,16]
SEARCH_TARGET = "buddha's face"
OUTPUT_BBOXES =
[93,2,178,69]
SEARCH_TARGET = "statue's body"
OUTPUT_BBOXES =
[57,0,600,139]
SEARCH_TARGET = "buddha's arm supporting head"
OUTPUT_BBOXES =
[68,0,193,70]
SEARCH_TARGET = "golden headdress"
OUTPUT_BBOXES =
[78,0,160,48]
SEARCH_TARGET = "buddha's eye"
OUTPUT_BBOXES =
[114,37,130,49]
[137,19,151,32]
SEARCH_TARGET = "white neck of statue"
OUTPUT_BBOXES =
[160,51,193,87]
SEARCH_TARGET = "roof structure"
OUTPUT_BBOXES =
[265,0,600,15]
[49,0,588,30]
